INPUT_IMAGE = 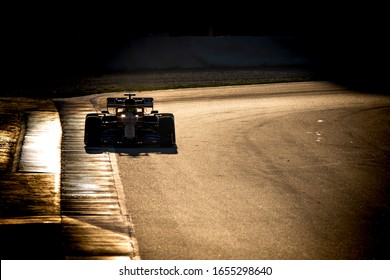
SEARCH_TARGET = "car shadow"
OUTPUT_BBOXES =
[85,144,178,157]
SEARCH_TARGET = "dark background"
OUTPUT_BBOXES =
[1,3,388,95]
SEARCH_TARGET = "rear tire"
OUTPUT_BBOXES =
[158,117,175,147]
[84,116,102,146]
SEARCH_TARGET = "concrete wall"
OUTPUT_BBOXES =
[106,36,310,71]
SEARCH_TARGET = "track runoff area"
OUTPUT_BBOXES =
[2,260,388,279]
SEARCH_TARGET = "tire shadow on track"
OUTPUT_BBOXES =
[85,145,178,157]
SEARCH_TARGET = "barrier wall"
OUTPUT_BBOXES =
[106,36,310,71]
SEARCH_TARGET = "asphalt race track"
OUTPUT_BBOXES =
[112,82,390,259]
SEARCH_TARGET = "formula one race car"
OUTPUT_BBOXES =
[84,93,175,147]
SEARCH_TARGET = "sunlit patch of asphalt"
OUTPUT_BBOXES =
[18,112,62,193]
[0,98,56,172]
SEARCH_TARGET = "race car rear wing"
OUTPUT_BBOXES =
[133,98,154,108]
[107,97,154,110]
[107,97,127,107]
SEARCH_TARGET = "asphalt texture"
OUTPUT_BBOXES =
[109,82,390,259]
